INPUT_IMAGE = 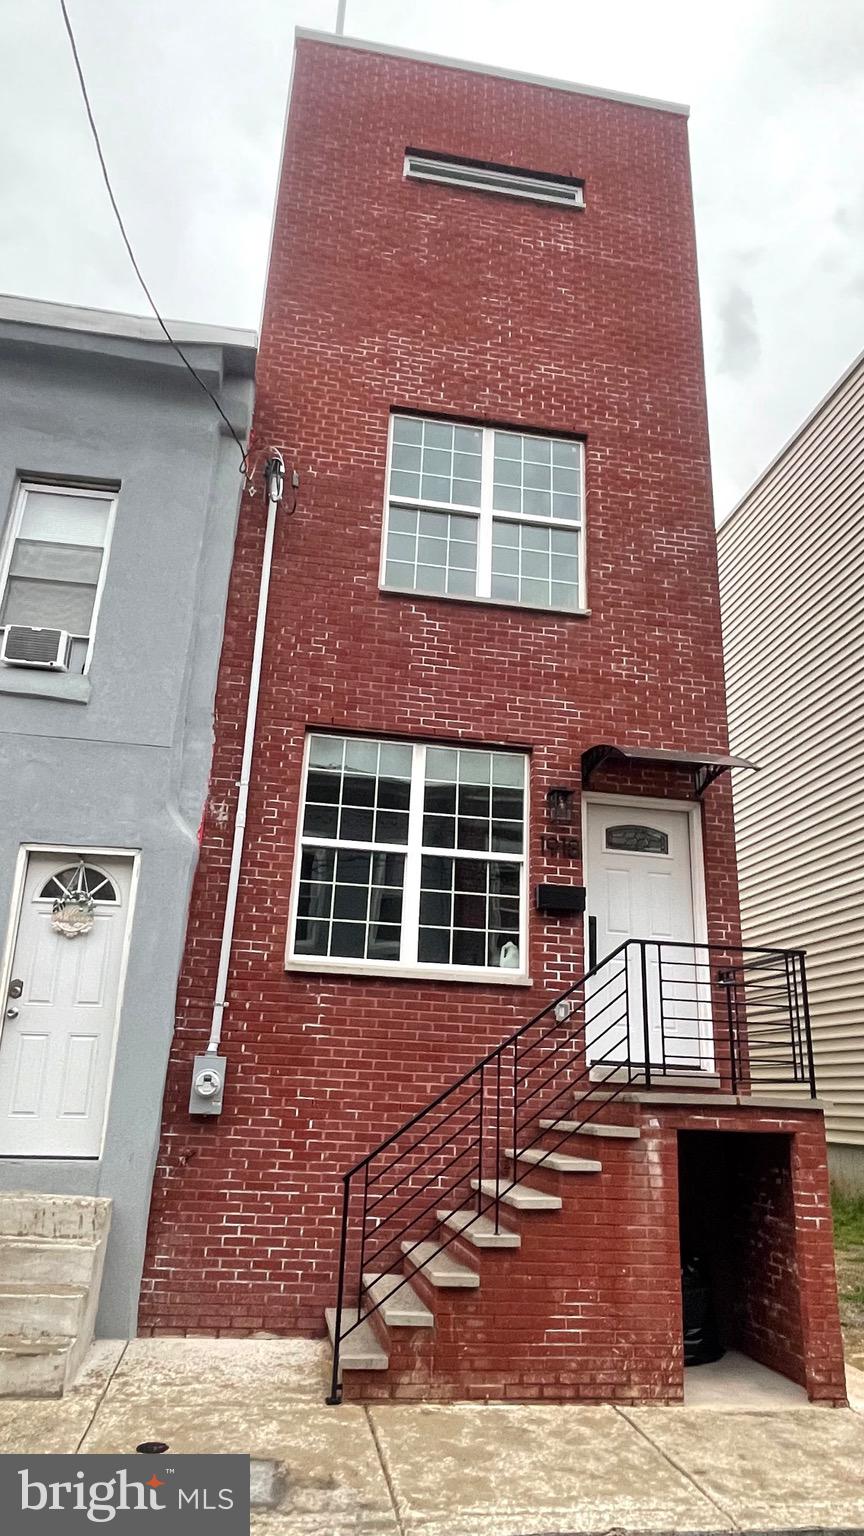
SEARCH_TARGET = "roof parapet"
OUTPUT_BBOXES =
[294,28,690,117]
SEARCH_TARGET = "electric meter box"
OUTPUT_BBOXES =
[189,1053,227,1116]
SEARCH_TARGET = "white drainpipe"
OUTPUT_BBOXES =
[206,452,285,1056]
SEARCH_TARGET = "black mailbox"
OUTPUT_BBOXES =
[535,884,586,916]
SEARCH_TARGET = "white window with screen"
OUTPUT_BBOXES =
[288,733,529,981]
[381,415,585,613]
[0,482,117,674]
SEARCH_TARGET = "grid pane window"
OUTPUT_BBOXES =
[303,734,413,845]
[0,484,115,673]
[389,415,482,507]
[492,432,582,522]
[295,847,405,961]
[418,858,521,967]
[491,522,580,611]
[383,416,584,610]
[384,507,477,597]
[292,734,527,975]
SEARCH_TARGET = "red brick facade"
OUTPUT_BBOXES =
[139,36,844,1402]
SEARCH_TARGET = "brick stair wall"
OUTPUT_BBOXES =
[338,1103,846,1404]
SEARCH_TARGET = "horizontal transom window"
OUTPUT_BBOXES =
[383,416,584,612]
[404,151,585,209]
[290,734,528,977]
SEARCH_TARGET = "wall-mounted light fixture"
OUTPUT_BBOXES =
[546,786,575,825]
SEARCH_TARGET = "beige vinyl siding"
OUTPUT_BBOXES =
[718,355,864,1147]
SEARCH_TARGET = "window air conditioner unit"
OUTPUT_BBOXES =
[0,625,72,670]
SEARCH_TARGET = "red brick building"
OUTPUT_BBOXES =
[140,30,845,1405]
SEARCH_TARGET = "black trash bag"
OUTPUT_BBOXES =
[681,1255,724,1366]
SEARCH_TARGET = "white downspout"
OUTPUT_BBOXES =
[206,452,285,1055]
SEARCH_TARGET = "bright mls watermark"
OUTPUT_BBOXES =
[1,1455,250,1533]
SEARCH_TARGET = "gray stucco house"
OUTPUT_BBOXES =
[0,295,255,1371]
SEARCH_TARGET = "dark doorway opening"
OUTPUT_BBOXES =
[677,1130,806,1388]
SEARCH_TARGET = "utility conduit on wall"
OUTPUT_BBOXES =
[205,454,285,1063]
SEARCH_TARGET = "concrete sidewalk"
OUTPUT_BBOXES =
[3,1339,864,1535]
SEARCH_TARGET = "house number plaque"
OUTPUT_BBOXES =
[539,834,581,859]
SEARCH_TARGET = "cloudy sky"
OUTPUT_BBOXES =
[1,0,862,514]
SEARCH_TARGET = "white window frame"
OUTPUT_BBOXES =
[0,480,119,675]
[379,416,587,614]
[285,733,531,986]
[404,152,585,210]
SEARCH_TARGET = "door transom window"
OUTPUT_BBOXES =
[604,825,670,856]
[37,864,119,904]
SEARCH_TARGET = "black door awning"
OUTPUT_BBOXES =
[581,743,758,798]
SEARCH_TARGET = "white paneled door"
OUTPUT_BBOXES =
[584,801,711,1071]
[0,853,134,1156]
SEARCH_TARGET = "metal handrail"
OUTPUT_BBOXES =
[326,938,815,1402]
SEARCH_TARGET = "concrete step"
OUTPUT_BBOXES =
[541,1118,641,1139]
[401,1242,480,1288]
[507,1147,602,1174]
[0,1235,100,1287]
[0,1194,111,1243]
[362,1273,434,1327]
[0,1282,87,1338]
[436,1210,521,1249]
[325,1308,388,1371]
[471,1178,561,1211]
[589,1068,721,1089]
[0,1335,73,1398]
[0,1194,111,1398]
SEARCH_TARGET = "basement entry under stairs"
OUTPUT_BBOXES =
[678,1129,810,1405]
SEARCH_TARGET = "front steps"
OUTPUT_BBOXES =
[539,1118,640,1139]
[471,1178,561,1210]
[401,1242,480,1287]
[436,1210,521,1248]
[327,1107,649,1399]
[506,1147,602,1173]
[0,1194,111,1398]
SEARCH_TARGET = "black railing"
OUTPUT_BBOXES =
[326,938,815,1402]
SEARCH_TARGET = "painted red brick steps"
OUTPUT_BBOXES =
[329,1101,846,1405]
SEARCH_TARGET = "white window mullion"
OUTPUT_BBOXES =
[476,428,494,598]
[400,743,426,964]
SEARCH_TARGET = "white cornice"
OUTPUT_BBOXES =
[0,293,257,356]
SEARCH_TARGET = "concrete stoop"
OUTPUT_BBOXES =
[0,1192,111,1398]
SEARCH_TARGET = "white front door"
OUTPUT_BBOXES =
[0,853,134,1157]
[584,801,710,1071]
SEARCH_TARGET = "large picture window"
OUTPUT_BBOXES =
[290,734,528,979]
[382,415,584,612]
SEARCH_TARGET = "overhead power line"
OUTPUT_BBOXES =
[57,0,251,485]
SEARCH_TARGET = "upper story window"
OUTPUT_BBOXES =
[0,482,117,675]
[382,416,584,613]
[404,150,585,210]
[288,733,528,982]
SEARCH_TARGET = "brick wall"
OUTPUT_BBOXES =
[728,1135,807,1381]
[140,38,742,1338]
